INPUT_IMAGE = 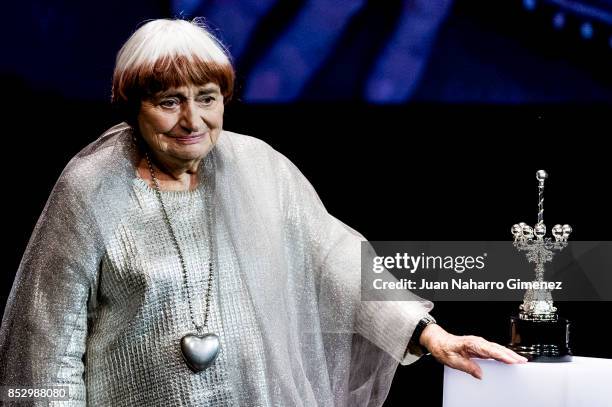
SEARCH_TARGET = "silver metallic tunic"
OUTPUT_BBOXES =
[0,124,433,406]
[83,177,272,406]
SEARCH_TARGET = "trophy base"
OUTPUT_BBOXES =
[508,316,572,363]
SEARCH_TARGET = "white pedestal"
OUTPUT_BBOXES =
[443,356,612,407]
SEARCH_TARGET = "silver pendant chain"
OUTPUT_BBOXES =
[144,151,216,334]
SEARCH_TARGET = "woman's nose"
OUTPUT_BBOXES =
[180,101,205,132]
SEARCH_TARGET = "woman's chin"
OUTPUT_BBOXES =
[171,144,213,162]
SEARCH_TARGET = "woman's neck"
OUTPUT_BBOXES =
[136,154,201,192]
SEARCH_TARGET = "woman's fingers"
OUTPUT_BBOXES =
[491,342,528,363]
[427,331,528,381]
[464,337,527,364]
[448,355,484,380]
[443,338,528,380]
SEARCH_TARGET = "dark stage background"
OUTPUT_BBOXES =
[2,1,611,406]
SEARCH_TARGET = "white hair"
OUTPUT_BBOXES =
[115,18,231,75]
[111,18,235,115]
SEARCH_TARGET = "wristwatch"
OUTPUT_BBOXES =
[407,315,437,356]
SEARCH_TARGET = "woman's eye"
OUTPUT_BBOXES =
[160,99,179,108]
[198,96,216,105]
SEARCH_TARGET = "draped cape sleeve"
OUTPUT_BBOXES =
[211,130,434,406]
[0,124,136,405]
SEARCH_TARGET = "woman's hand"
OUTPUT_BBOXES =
[419,324,528,379]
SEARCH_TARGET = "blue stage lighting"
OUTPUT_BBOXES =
[553,12,565,30]
[580,21,594,39]
[523,0,537,12]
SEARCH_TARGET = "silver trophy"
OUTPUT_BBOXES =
[508,170,572,362]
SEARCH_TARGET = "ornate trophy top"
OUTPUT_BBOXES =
[511,170,572,244]
[536,169,547,181]
[511,170,571,321]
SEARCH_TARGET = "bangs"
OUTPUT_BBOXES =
[112,54,235,105]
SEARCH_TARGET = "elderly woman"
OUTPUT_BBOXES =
[0,19,525,406]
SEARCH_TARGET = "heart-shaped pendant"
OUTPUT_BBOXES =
[180,333,221,372]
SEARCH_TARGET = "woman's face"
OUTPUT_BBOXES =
[137,82,224,166]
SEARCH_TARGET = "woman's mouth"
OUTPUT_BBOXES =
[172,133,206,145]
